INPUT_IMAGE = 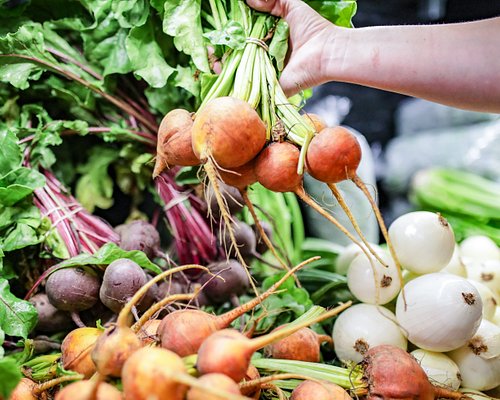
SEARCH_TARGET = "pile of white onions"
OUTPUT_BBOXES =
[333,211,500,394]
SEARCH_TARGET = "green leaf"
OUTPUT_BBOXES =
[55,242,162,274]
[204,21,246,50]
[306,1,357,28]
[0,357,22,399]
[75,147,118,212]
[2,223,41,252]
[126,16,175,88]
[112,0,149,28]
[0,129,21,176]
[172,65,199,99]
[0,167,45,206]
[162,0,210,73]
[268,19,289,72]
[0,278,38,339]
[175,166,201,186]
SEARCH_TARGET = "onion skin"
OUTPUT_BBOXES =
[305,126,361,184]
[154,109,199,176]
[291,380,352,400]
[61,327,101,378]
[122,347,188,400]
[363,345,435,400]
[255,142,301,192]
[192,97,266,168]
[54,380,122,400]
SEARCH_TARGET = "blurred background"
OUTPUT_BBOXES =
[302,0,500,243]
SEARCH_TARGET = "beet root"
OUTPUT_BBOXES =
[205,180,244,218]
[9,378,39,400]
[218,220,256,260]
[153,109,199,177]
[99,258,152,313]
[29,293,73,333]
[54,380,122,400]
[264,327,332,362]
[116,220,162,260]
[305,126,361,184]
[122,347,188,400]
[186,373,241,400]
[192,96,267,168]
[91,325,142,377]
[196,260,250,304]
[253,221,273,255]
[255,142,302,193]
[291,380,352,400]
[61,327,101,378]
[45,267,100,312]
[218,159,258,190]
[362,345,435,400]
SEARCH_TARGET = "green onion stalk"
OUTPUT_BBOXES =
[200,0,316,174]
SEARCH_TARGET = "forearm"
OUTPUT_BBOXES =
[326,18,500,113]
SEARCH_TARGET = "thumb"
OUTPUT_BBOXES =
[245,0,299,18]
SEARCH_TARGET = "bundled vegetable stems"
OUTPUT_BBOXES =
[154,0,402,294]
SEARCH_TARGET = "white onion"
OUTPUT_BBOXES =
[410,349,461,390]
[466,319,500,360]
[448,343,500,390]
[395,273,482,351]
[335,242,383,275]
[460,235,500,262]
[347,249,401,305]
[493,307,500,327]
[332,304,407,363]
[388,211,455,274]
[466,279,499,322]
[465,260,500,297]
[440,244,467,278]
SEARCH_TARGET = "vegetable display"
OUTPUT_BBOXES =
[0,0,499,399]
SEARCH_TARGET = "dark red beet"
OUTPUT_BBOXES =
[218,220,256,259]
[196,260,250,304]
[116,220,162,260]
[252,221,273,255]
[205,180,244,217]
[99,258,154,313]
[305,126,361,184]
[255,142,302,192]
[45,267,101,312]
[29,293,73,332]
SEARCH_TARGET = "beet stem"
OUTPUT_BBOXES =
[204,159,260,297]
[32,374,84,395]
[294,185,383,302]
[433,387,472,400]
[352,175,407,307]
[328,183,388,267]
[249,301,352,351]
[117,264,209,328]
[132,293,196,333]
[70,311,86,328]
[215,256,320,329]
[241,190,292,273]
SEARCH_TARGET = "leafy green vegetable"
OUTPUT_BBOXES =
[53,242,162,274]
[204,21,246,50]
[0,278,38,339]
[0,356,22,399]
[162,0,210,73]
[307,1,358,28]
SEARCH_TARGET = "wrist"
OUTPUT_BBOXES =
[319,25,353,84]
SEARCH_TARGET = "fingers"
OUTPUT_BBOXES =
[245,0,278,14]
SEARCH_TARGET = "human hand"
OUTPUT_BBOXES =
[247,0,339,96]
